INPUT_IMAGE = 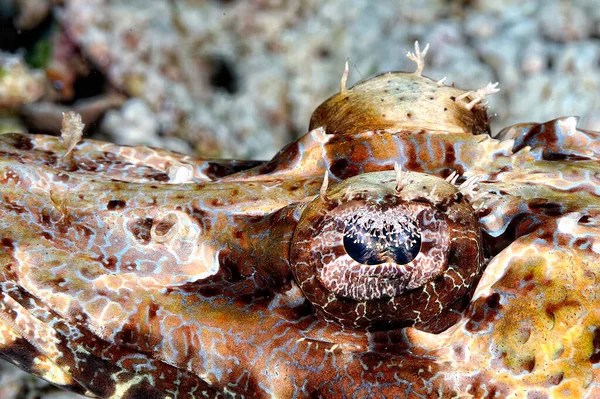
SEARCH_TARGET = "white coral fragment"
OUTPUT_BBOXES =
[406,41,429,77]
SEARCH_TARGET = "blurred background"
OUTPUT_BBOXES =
[0,0,599,397]
[2,0,600,161]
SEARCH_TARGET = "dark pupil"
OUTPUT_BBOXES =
[343,217,421,265]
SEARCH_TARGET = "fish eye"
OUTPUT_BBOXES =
[290,171,484,332]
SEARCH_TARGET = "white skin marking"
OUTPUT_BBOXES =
[320,171,329,200]
[450,173,460,185]
[458,175,479,196]
[343,185,353,201]
[340,60,349,95]
[166,161,195,184]
[455,91,471,102]
[465,82,500,110]
[445,171,457,183]
[429,185,437,198]
[311,127,330,143]
[394,162,410,192]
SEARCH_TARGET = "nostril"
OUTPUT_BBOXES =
[151,213,179,242]
[149,211,199,244]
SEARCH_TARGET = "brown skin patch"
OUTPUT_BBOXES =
[107,199,127,210]
[349,143,371,164]
[1,237,14,252]
[444,142,456,165]
[13,134,34,150]
[590,327,600,363]
[128,218,153,244]
[188,207,212,230]
[149,173,170,182]
[56,173,70,182]
[330,158,359,178]
[204,159,264,179]
[465,293,502,334]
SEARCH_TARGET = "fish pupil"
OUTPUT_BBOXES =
[343,216,421,265]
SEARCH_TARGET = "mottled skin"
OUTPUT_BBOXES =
[1,46,600,398]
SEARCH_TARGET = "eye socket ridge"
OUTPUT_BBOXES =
[289,171,485,331]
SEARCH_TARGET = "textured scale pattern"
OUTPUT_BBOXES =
[1,44,600,397]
